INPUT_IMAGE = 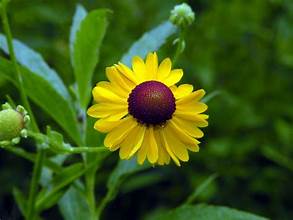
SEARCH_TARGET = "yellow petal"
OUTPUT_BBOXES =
[87,103,127,118]
[104,116,137,148]
[145,52,158,79]
[119,125,145,159]
[174,112,209,127]
[172,116,204,138]
[176,89,205,105]
[164,124,189,162]
[153,128,170,165]
[160,129,181,166]
[173,84,193,99]
[132,56,147,82]
[169,119,200,146]
[94,118,123,133]
[106,66,135,95]
[137,130,149,165]
[146,127,159,164]
[115,62,139,84]
[176,102,208,114]
[163,69,183,87]
[157,58,172,80]
[92,84,126,104]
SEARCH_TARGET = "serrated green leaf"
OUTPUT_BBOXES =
[121,21,177,66]
[59,183,91,220]
[0,57,81,144]
[13,187,27,216]
[72,9,109,107]
[148,204,269,220]
[0,34,70,100]
[69,4,87,64]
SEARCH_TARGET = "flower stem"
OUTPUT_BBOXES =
[0,0,38,132]
[1,2,43,220]
[26,148,45,220]
[172,29,186,66]
[3,146,61,172]
[27,130,108,154]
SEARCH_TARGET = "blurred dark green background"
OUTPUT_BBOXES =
[0,0,292,219]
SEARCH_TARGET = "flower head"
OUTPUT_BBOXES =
[169,3,195,28]
[87,52,208,166]
[0,103,29,146]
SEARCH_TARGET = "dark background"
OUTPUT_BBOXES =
[0,0,292,219]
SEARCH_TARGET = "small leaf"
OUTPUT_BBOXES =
[69,4,87,64]
[13,187,27,216]
[0,57,81,144]
[0,34,70,100]
[149,204,269,220]
[59,183,91,220]
[121,21,177,66]
[72,9,110,107]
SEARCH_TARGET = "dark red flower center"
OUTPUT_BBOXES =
[128,81,176,125]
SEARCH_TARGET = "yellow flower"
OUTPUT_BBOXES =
[87,52,208,166]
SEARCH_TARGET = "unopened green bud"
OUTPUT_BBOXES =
[169,3,195,28]
[0,109,24,141]
[0,103,30,145]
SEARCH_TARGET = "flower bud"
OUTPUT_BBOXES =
[169,3,195,28]
[0,109,24,141]
[0,103,30,144]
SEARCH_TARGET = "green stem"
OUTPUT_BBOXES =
[69,147,107,154]
[96,187,116,219]
[4,146,61,172]
[26,148,45,220]
[0,0,38,132]
[1,3,43,220]
[81,113,98,220]
[86,168,97,220]
[172,29,186,66]
[27,130,107,154]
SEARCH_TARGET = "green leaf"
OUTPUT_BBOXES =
[69,4,87,64]
[107,158,150,189]
[97,158,150,215]
[36,153,107,212]
[72,9,110,107]
[149,204,269,220]
[0,34,70,100]
[59,183,91,220]
[13,187,27,216]
[184,174,218,205]
[0,57,81,144]
[36,163,84,211]
[121,21,177,66]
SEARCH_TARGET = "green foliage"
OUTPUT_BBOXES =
[121,21,177,65]
[59,184,91,220]
[0,0,291,220]
[148,204,269,220]
[71,8,110,108]
[0,57,81,144]
[12,187,27,216]
[0,34,70,100]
